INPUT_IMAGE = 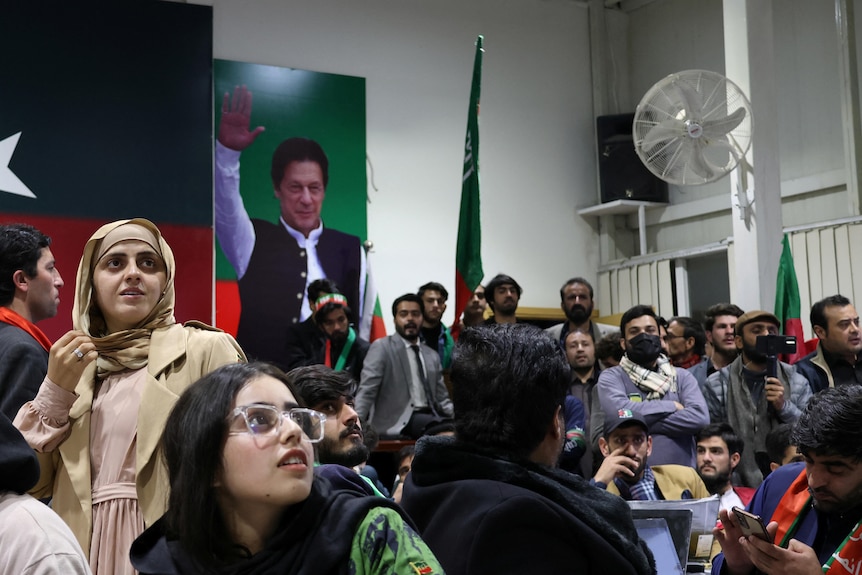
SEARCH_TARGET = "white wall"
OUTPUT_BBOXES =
[196,0,599,329]
[192,0,859,329]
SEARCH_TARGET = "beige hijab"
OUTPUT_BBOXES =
[73,218,176,379]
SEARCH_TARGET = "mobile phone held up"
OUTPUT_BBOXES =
[731,507,772,542]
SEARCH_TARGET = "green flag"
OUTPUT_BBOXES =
[774,233,804,363]
[452,36,485,335]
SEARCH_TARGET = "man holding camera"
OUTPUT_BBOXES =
[701,311,812,488]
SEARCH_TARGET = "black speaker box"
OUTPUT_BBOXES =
[597,113,668,204]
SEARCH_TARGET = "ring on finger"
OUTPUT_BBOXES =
[72,348,84,361]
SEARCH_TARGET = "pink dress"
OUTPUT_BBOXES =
[16,368,147,575]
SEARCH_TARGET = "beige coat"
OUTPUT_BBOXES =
[603,463,711,500]
[29,322,245,555]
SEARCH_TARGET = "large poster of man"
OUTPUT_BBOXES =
[213,60,368,365]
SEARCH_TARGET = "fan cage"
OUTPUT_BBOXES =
[633,70,752,186]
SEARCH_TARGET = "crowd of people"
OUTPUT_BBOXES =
[2,97,861,573]
[3,216,862,575]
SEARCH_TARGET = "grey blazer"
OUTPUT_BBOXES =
[0,323,49,421]
[356,335,453,437]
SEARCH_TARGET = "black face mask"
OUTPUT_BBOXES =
[626,332,663,366]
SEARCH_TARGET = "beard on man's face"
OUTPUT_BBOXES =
[327,328,348,343]
[395,320,420,340]
[809,480,862,514]
[618,454,648,485]
[494,298,518,315]
[698,468,732,494]
[565,303,593,325]
[318,423,369,468]
[741,340,768,364]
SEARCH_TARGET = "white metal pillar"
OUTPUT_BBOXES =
[836,0,862,213]
[724,0,784,311]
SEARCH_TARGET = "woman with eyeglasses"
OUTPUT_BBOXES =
[14,219,245,575]
[130,362,443,574]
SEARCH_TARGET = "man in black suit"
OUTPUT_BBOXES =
[215,86,364,364]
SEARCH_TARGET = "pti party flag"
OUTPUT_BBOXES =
[368,296,387,342]
[774,233,805,363]
[451,35,485,336]
[359,252,387,342]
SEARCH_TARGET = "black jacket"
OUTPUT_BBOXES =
[131,475,410,575]
[401,435,655,575]
[283,318,369,381]
[0,410,40,494]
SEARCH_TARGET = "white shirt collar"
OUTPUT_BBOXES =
[280,217,323,247]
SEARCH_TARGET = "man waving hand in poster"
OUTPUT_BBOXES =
[215,85,365,366]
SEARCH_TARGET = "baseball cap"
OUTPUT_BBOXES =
[604,408,648,437]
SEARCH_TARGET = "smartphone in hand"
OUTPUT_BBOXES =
[731,506,772,542]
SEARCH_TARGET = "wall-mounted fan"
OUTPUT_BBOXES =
[633,70,752,186]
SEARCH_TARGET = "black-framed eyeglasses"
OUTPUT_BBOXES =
[229,404,326,443]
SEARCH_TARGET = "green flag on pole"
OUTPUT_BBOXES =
[451,35,485,337]
[774,233,804,363]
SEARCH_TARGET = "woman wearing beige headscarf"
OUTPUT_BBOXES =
[14,219,245,575]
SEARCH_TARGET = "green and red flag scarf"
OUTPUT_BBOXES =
[774,233,804,363]
[451,35,485,339]
[770,467,862,574]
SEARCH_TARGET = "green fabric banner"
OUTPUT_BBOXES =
[452,36,485,327]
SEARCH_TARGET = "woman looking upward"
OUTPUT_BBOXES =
[131,362,443,575]
[15,218,245,575]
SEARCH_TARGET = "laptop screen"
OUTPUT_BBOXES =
[633,517,686,575]
[628,495,720,562]
[630,507,693,568]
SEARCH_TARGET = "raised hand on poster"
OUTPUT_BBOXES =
[218,84,265,151]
